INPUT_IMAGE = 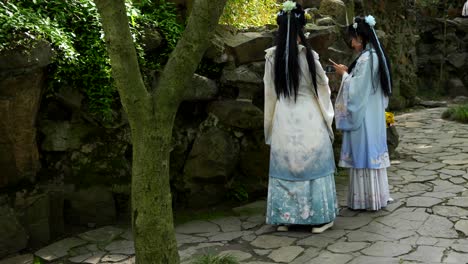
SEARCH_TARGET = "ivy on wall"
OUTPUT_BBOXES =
[0,0,183,122]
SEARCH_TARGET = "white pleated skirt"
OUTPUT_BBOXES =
[347,168,390,211]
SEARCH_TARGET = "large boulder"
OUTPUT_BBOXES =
[446,78,468,97]
[184,74,218,101]
[15,193,51,248]
[221,65,263,100]
[239,131,270,196]
[40,121,96,152]
[319,0,347,25]
[447,52,467,69]
[208,100,263,130]
[0,206,28,258]
[0,42,52,188]
[304,24,338,58]
[183,127,240,207]
[65,186,117,226]
[184,127,240,183]
[224,32,275,65]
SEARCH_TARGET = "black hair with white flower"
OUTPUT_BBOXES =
[347,15,393,97]
[274,1,317,100]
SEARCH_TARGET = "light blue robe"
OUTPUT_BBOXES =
[335,45,390,169]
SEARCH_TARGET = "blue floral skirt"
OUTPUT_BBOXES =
[266,173,338,225]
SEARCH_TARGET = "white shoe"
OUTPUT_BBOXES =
[312,221,334,234]
[388,197,395,203]
[276,226,289,232]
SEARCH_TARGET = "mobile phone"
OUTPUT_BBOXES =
[325,65,336,73]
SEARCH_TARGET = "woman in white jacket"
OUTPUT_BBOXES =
[263,1,337,233]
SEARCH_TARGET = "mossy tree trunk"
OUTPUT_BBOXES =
[93,0,227,263]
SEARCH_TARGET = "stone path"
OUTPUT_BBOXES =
[2,107,468,264]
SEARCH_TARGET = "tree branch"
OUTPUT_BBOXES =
[153,0,228,110]
[94,0,151,121]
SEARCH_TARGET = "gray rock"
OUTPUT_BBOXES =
[445,251,468,263]
[327,242,370,253]
[268,246,304,263]
[439,169,466,177]
[176,220,220,234]
[418,215,458,238]
[78,226,123,243]
[250,235,296,249]
[66,186,116,226]
[455,220,468,236]
[447,53,467,68]
[406,197,442,207]
[307,251,354,264]
[184,74,218,101]
[254,225,276,235]
[290,247,320,264]
[423,163,447,170]
[319,0,346,24]
[208,100,263,129]
[447,197,468,207]
[254,249,271,256]
[183,127,239,183]
[40,121,96,151]
[400,183,431,193]
[417,237,439,246]
[100,254,129,262]
[104,240,135,255]
[219,250,252,261]
[376,209,429,231]
[361,241,412,257]
[68,251,105,264]
[451,244,468,253]
[446,78,467,97]
[224,32,274,65]
[209,231,246,242]
[402,246,445,263]
[453,96,468,104]
[35,237,87,261]
[419,100,448,108]
[334,215,373,230]
[176,233,207,245]
[0,206,28,258]
[210,217,242,232]
[433,206,468,217]
[422,192,456,199]
[398,161,427,169]
[296,235,335,248]
[347,256,400,264]
[233,201,266,216]
[0,254,33,264]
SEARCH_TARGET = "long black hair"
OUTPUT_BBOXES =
[347,16,393,97]
[274,3,317,100]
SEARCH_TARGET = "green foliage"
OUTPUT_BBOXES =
[192,254,239,264]
[226,182,249,202]
[220,0,278,28]
[442,104,468,123]
[0,0,183,122]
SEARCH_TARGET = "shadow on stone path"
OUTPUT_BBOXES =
[3,107,468,264]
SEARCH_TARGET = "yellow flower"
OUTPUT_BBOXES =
[305,13,312,20]
[385,112,395,127]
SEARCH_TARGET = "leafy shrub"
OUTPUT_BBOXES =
[220,0,278,28]
[0,0,183,122]
[442,104,468,123]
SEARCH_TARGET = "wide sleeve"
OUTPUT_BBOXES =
[264,51,277,145]
[313,51,334,141]
[336,51,375,131]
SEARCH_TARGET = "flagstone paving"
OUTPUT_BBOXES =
[2,107,468,264]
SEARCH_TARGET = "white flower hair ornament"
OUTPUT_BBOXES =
[365,15,376,27]
[282,0,296,13]
[353,22,358,29]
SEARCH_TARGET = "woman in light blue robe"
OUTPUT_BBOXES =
[264,2,337,233]
[333,16,393,211]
